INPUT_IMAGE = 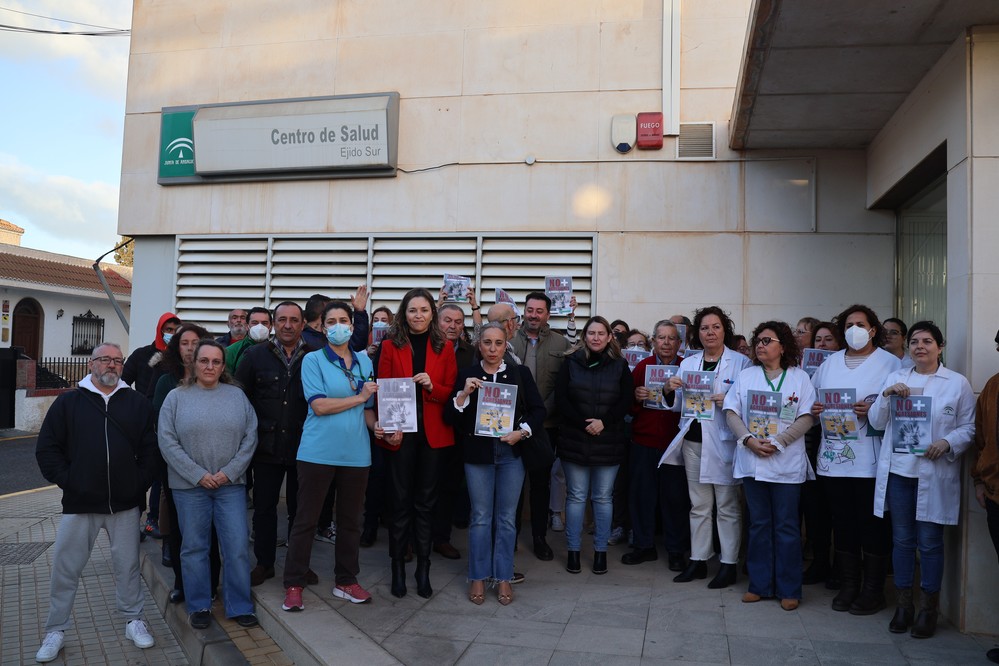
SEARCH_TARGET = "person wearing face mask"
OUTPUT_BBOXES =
[280,301,379,610]
[661,306,751,588]
[610,319,631,349]
[809,306,900,613]
[223,307,272,374]
[377,288,458,599]
[216,309,249,348]
[234,303,320,588]
[799,321,843,589]
[870,321,975,638]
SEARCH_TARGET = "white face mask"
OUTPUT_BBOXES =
[249,323,271,342]
[844,325,871,351]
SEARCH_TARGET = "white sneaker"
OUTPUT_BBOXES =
[125,619,155,649]
[35,631,64,663]
[314,522,336,544]
[550,513,565,532]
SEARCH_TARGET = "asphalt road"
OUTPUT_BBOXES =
[0,434,50,496]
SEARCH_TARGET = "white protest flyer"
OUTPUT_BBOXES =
[802,348,833,377]
[644,364,680,410]
[622,348,652,372]
[371,321,390,345]
[376,378,418,433]
[494,287,517,308]
[681,370,716,421]
[674,323,688,355]
[474,381,519,437]
[891,394,933,456]
[443,273,471,302]
[545,276,573,315]
[747,389,780,440]
[818,387,860,442]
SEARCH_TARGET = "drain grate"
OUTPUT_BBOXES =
[0,542,53,565]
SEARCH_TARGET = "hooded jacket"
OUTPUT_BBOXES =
[36,375,159,514]
[121,312,179,399]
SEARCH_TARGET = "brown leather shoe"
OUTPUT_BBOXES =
[742,592,762,603]
[250,565,274,587]
[433,542,461,560]
[780,599,800,611]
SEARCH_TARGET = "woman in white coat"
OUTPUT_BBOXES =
[870,321,975,639]
[810,305,900,615]
[723,321,816,611]
[661,306,751,588]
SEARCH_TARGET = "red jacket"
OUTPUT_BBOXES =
[629,355,682,449]
[377,337,457,449]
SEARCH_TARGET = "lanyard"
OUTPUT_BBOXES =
[322,346,365,395]
[763,367,786,392]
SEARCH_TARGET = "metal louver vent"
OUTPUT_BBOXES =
[677,122,715,159]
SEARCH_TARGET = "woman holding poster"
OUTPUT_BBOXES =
[870,321,975,638]
[809,305,900,615]
[661,306,751,588]
[723,321,816,611]
[377,288,457,599]
[445,322,545,605]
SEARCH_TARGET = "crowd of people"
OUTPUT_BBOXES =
[31,282,999,663]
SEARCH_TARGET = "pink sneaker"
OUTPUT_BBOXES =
[282,586,304,612]
[333,582,372,604]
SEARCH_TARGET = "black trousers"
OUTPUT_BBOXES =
[385,433,443,560]
[252,460,299,568]
[515,427,558,538]
[821,475,891,556]
[629,443,690,552]
[432,444,469,544]
[987,498,999,563]
[363,434,388,531]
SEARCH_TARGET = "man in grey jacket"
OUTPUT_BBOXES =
[509,292,573,561]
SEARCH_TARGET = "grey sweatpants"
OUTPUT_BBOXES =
[44,508,144,631]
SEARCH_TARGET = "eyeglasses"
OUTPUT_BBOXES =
[92,356,124,366]
[656,336,681,343]
[497,316,521,325]
[793,328,808,336]
[196,358,224,368]
[885,330,902,337]
[755,337,778,347]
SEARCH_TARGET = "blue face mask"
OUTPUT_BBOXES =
[162,332,174,345]
[326,323,352,346]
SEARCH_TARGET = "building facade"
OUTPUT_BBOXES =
[119,0,999,633]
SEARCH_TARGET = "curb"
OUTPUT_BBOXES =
[139,538,249,666]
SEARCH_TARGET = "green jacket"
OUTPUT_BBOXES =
[510,325,571,428]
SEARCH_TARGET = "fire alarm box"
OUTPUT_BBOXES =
[636,112,664,150]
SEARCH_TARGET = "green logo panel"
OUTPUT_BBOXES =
[159,110,197,180]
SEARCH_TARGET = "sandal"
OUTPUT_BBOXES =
[497,581,513,606]
[468,580,485,605]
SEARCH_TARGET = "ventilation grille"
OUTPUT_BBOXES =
[174,234,594,332]
[677,122,715,159]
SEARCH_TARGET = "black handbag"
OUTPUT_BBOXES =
[519,425,555,472]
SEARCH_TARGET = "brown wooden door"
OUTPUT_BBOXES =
[12,299,42,359]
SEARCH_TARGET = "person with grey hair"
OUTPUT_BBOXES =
[35,343,160,662]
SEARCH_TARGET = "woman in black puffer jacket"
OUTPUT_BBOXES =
[555,315,634,576]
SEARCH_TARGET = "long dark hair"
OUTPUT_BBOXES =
[162,323,209,379]
[689,306,737,351]
[388,288,446,354]
[751,320,800,369]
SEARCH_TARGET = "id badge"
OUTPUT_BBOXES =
[779,393,799,423]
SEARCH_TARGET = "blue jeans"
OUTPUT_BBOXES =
[886,473,945,593]
[563,461,619,552]
[173,484,254,617]
[464,442,525,582]
[743,478,802,600]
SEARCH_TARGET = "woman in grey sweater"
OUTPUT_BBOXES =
[158,340,259,630]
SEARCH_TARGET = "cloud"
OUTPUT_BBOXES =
[0,1,131,98]
[0,153,119,259]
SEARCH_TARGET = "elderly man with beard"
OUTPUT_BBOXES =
[34,343,160,662]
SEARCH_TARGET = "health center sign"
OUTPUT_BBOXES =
[158,92,399,184]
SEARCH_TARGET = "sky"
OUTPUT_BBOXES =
[0,1,131,262]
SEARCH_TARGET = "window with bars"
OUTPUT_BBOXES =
[71,310,105,355]
[174,234,595,333]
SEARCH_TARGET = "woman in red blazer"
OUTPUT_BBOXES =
[377,288,457,599]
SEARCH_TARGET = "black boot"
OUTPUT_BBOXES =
[566,550,581,574]
[390,559,407,598]
[414,559,433,598]
[673,559,707,583]
[802,556,830,585]
[911,590,939,638]
[707,563,738,589]
[849,552,888,615]
[889,587,914,633]
[831,551,861,611]
[592,551,608,575]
